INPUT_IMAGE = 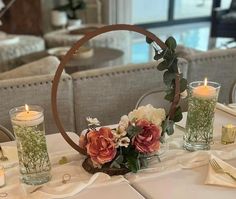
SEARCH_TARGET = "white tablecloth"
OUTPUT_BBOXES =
[125,109,236,199]
[1,108,236,198]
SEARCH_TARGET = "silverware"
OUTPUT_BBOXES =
[209,159,236,181]
[0,146,8,161]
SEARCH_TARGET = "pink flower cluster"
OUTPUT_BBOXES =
[79,119,162,167]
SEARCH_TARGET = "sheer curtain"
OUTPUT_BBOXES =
[101,0,131,24]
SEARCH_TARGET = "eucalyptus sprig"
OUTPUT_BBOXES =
[146,36,187,135]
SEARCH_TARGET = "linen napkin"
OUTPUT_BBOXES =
[205,155,236,188]
[216,103,236,117]
[0,146,18,169]
[25,172,127,199]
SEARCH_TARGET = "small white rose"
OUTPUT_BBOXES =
[128,104,166,126]
[119,115,129,128]
[86,117,100,126]
[118,137,130,148]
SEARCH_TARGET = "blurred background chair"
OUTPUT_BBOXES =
[210,0,236,39]
[0,124,15,142]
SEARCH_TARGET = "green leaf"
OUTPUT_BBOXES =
[110,161,121,169]
[162,119,174,135]
[157,60,168,71]
[115,154,124,164]
[146,37,153,44]
[165,37,177,50]
[110,154,124,169]
[163,48,172,60]
[173,106,183,122]
[163,71,175,86]
[180,78,187,92]
[127,125,142,138]
[154,52,163,61]
[165,90,175,102]
[167,58,178,73]
[126,153,140,173]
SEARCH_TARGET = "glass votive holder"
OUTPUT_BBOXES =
[9,105,51,185]
[221,124,236,144]
[184,80,221,151]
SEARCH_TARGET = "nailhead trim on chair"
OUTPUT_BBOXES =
[0,77,71,90]
[188,53,236,63]
[75,61,186,81]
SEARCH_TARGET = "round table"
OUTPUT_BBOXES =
[44,24,131,64]
[20,47,124,74]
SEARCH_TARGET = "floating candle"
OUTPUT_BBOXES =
[192,78,216,99]
[11,104,44,126]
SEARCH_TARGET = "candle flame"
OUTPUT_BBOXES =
[204,78,207,86]
[25,104,29,112]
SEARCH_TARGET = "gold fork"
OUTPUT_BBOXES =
[209,159,236,181]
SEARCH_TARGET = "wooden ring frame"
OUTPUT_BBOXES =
[51,24,167,154]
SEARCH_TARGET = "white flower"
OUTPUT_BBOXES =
[119,115,129,129]
[118,137,130,148]
[180,90,188,99]
[86,117,100,126]
[113,115,129,138]
[128,104,165,126]
[112,127,127,138]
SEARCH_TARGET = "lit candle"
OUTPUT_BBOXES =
[192,78,216,99]
[12,104,44,127]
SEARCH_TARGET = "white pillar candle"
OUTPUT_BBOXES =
[192,78,216,99]
[11,104,44,127]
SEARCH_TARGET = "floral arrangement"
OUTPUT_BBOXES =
[79,105,165,173]
[78,37,187,174]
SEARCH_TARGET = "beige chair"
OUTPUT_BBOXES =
[0,56,60,80]
[71,58,188,133]
[185,48,236,104]
[0,55,74,135]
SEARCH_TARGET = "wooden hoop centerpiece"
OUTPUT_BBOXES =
[51,24,167,155]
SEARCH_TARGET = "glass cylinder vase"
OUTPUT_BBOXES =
[184,81,220,151]
[9,105,51,185]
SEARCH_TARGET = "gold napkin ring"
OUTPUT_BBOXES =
[62,174,71,184]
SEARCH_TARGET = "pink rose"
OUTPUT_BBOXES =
[132,119,161,153]
[86,127,117,166]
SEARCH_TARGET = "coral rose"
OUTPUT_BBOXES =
[132,119,161,153]
[86,127,117,166]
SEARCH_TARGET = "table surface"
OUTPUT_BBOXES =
[20,47,123,74]
[1,108,236,198]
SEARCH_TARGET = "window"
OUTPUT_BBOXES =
[131,0,169,24]
[174,0,213,19]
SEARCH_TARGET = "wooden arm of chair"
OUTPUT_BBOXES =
[0,125,15,141]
